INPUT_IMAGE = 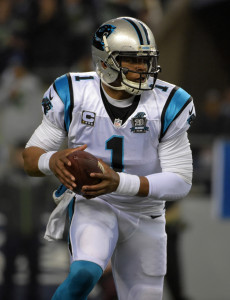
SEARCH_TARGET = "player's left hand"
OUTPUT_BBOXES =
[81,159,119,199]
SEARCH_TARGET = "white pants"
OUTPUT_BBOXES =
[69,198,167,300]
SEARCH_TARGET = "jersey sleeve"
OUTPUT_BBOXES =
[159,87,196,142]
[42,73,74,132]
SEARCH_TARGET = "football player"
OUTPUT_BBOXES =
[23,17,195,300]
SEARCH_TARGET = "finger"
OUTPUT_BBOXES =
[56,159,75,178]
[65,145,88,165]
[56,170,76,188]
[69,144,87,153]
[63,157,72,167]
[55,175,75,191]
[82,180,106,192]
[55,164,76,187]
[77,144,87,151]
[89,172,106,180]
[63,167,74,179]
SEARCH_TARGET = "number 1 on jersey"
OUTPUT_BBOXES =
[106,136,124,172]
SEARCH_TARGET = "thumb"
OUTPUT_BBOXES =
[72,144,88,152]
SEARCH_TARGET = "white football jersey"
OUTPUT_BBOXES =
[42,71,195,215]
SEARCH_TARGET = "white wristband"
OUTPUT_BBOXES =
[38,151,57,175]
[116,172,140,196]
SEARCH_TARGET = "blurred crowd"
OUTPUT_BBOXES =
[0,0,164,83]
[0,0,230,299]
[190,86,230,193]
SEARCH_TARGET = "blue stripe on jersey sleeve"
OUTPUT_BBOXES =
[54,74,71,131]
[163,88,191,134]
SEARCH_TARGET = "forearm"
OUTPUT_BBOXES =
[143,132,193,200]
[23,146,46,176]
[23,116,67,177]
[138,176,149,196]
[116,172,191,200]
[145,172,191,200]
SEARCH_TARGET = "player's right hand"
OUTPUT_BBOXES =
[49,144,87,190]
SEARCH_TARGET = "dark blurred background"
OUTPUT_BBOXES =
[0,0,230,300]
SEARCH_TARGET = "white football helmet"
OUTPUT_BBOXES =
[92,17,160,95]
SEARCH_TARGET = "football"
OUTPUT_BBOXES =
[66,150,104,194]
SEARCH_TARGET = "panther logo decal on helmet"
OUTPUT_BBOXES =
[93,24,116,51]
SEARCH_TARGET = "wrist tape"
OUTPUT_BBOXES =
[38,151,57,175]
[116,172,140,196]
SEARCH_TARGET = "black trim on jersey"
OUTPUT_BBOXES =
[52,82,58,96]
[68,197,76,256]
[150,215,162,220]
[75,76,94,81]
[159,87,192,142]
[123,18,144,45]
[100,84,140,125]
[67,73,74,127]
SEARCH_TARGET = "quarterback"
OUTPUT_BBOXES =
[23,17,195,300]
